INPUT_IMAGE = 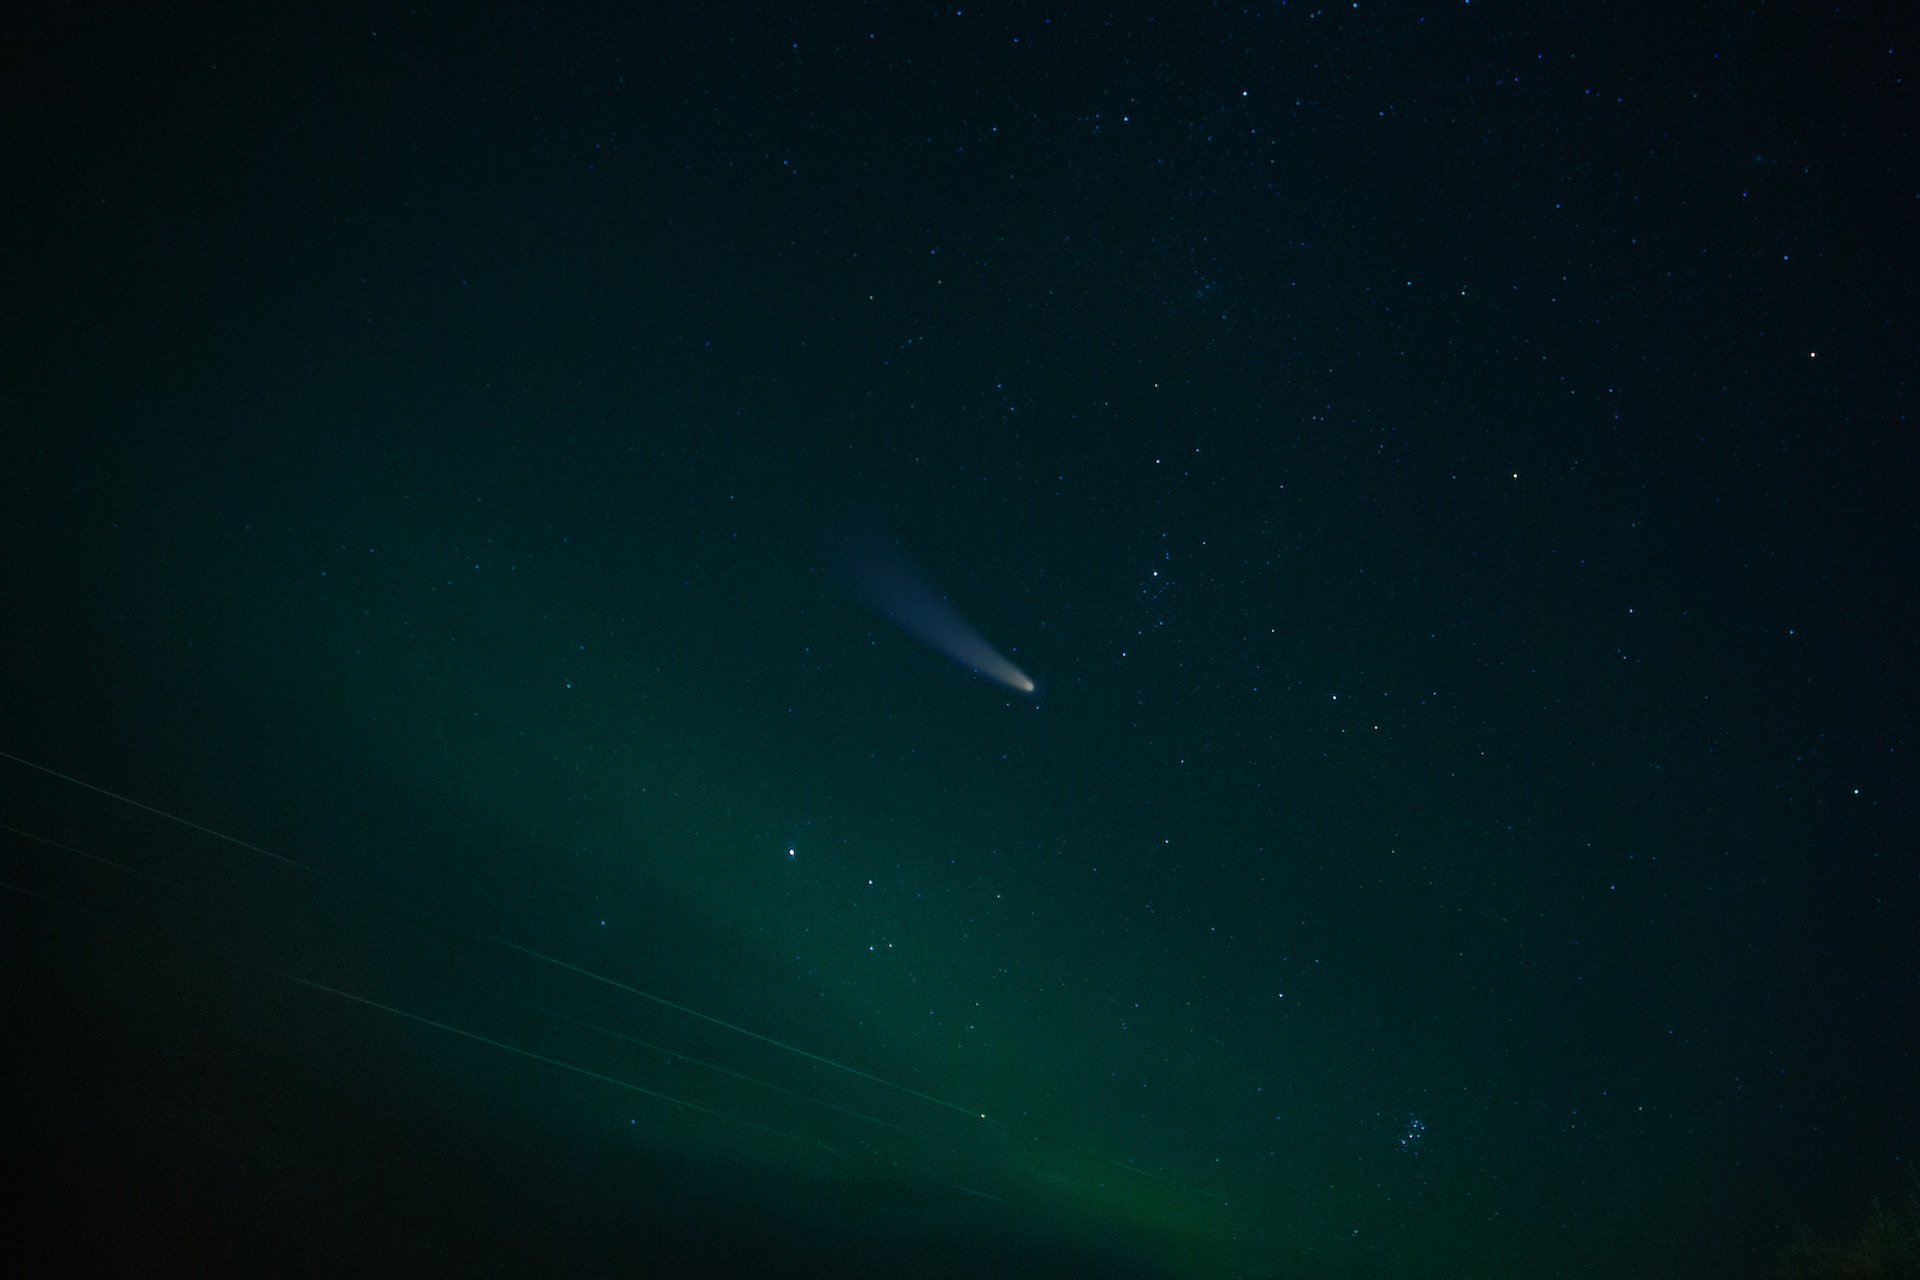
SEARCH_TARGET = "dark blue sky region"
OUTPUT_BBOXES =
[1,4,1913,1277]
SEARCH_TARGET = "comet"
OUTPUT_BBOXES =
[837,534,1034,693]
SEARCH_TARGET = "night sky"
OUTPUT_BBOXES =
[2,3,1914,1277]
